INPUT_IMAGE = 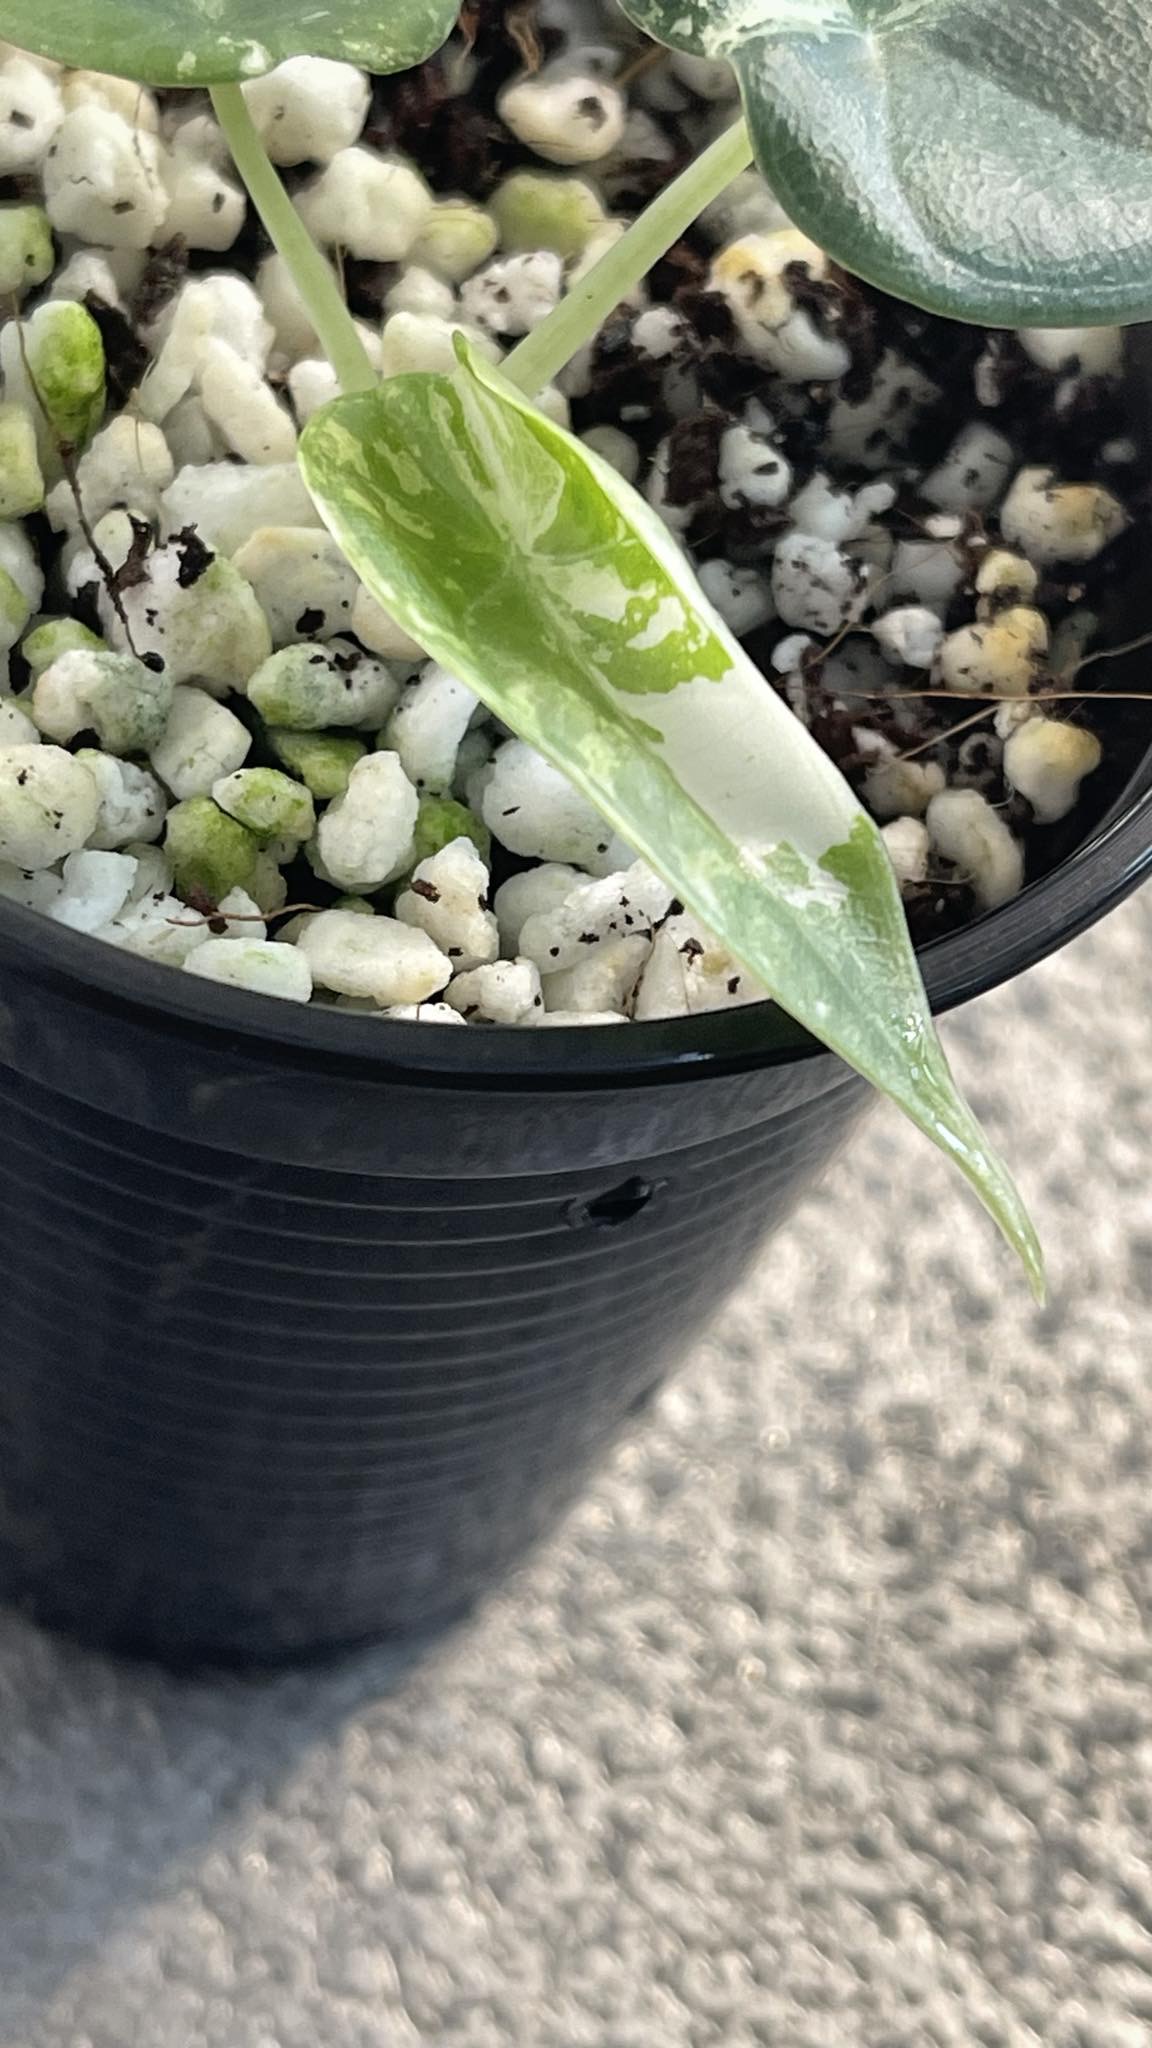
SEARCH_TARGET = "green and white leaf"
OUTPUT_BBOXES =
[620,0,1152,326]
[1,0,459,84]
[300,341,1042,1290]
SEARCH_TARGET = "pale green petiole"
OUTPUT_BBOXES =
[209,83,378,397]
[504,116,755,397]
[211,89,753,406]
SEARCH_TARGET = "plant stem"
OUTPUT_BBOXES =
[210,83,377,396]
[504,116,755,397]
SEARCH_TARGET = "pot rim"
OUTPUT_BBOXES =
[1,737,1149,1091]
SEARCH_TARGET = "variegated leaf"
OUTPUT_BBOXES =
[300,342,1042,1288]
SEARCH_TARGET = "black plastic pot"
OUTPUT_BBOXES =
[0,727,1150,1666]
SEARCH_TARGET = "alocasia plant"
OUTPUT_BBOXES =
[13,0,1149,1286]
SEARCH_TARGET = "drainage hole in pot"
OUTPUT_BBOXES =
[568,1177,661,1229]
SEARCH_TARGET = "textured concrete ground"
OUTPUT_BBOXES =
[1,891,1151,2048]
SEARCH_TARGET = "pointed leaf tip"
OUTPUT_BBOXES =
[300,344,1041,1284]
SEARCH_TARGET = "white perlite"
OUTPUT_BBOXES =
[697,559,775,639]
[0,54,62,173]
[937,609,1049,698]
[103,890,211,965]
[110,548,272,693]
[773,534,868,636]
[881,816,931,888]
[718,425,793,513]
[185,937,314,1002]
[246,644,399,731]
[231,530,359,647]
[1000,467,1128,566]
[160,145,245,255]
[78,753,167,847]
[394,838,500,975]
[498,67,627,167]
[890,529,967,613]
[385,665,480,794]
[482,742,613,868]
[42,106,168,248]
[162,462,322,555]
[543,932,652,1016]
[864,758,947,822]
[1003,717,1102,824]
[921,422,1015,515]
[872,607,945,671]
[296,150,433,263]
[445,957,544,1024]
[790,473,896,545]
[48,848,138,932]
[46,418,174,533]
[460,251,564,336]
[198,340,298,466]
[349,587,425,663]
[927,789,1024,910]
[710,231,851,382]
[296,910,451,1006]
[1017,324,1124,377]
[242,58,370,165]
[150,689,251,801]
[517,863,674,974]
[634,914,769,1019]
[313,754,419,892]
[0,26,1138,1037]
[31,650,171,754]
[493,864,583,955]
[0,745,98,868]
[378,311,503,380]
[0,700,39,747]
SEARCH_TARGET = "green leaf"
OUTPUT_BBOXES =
[619,0,1152,326]
[3,0,459,84]
[300,342,1043,1292]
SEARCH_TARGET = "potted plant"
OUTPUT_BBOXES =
[0,0,1147,1661]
